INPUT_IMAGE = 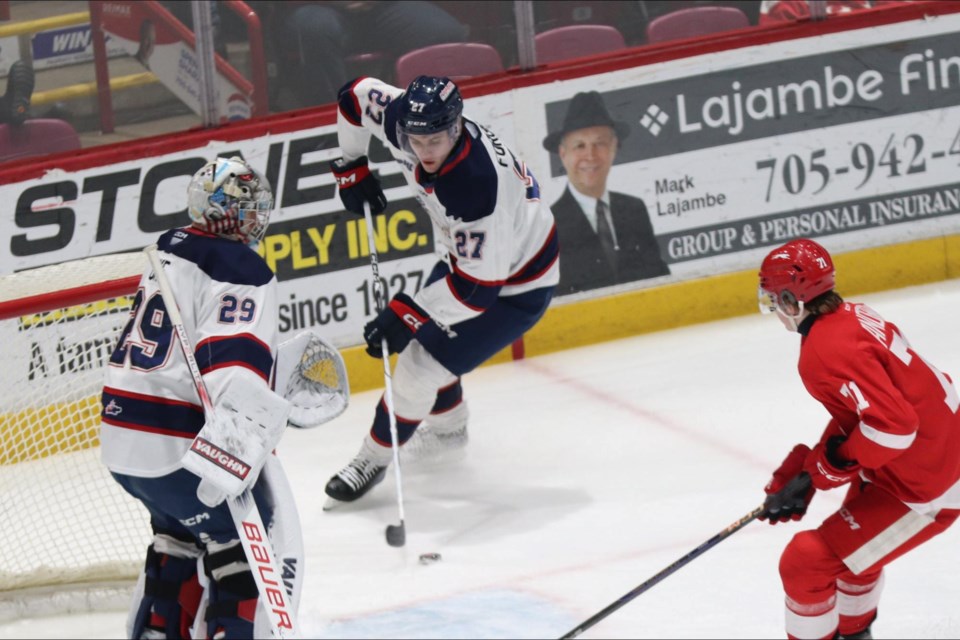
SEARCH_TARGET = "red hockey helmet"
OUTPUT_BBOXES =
[758,238,835,314]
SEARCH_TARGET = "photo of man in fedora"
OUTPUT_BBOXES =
[543,91,669,295]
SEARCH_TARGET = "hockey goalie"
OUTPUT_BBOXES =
[99,157,348,639]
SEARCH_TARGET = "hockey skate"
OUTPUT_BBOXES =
[402,401,469,463]
[324,436,390,508]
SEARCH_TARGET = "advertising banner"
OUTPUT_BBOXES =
[29,23,127,71]
[3,10,960,349]
[530,15,960,296]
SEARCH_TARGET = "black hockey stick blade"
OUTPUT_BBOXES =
[559,505,765,639]
[386,521,406,547]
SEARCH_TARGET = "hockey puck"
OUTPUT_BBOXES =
[418,552,442,565]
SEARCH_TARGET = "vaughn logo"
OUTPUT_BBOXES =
[191,437,251,479]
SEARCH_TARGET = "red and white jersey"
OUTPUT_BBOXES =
[336,77,559,328]
[100,227,278,478]
[799,302,960,506]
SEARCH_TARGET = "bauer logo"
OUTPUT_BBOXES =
[191,437,250,479]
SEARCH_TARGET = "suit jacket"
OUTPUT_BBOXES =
[550,186,669,295]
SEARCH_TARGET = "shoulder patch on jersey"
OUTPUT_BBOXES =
[158,228,274,287]
[434,131,497,222]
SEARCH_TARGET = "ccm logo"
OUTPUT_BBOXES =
[402,313,423,330]
[335,174,357,186]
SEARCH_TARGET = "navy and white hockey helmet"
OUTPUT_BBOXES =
[397,75,463,135]
[396,76,464,160]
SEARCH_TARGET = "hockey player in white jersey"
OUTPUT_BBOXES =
[325,75,560,503]
[100,157,304,639]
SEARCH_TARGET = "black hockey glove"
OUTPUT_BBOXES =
[759,444,815,524]
[330,156,387,216]
[363,293,430,358]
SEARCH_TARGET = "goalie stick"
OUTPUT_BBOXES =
[144,245,299,639]
[362,200,407,548]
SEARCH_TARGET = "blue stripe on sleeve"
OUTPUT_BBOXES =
[101,387,204,438]
[195,333,274,382]
[446,269,501,312]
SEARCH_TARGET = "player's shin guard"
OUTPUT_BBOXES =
[204,539,260,639]
[837,573,882,638]
[128,533,204,640]
[780,530,844,639]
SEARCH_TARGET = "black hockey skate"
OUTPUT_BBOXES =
[324,451,387,506]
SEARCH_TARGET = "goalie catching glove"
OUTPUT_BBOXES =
[181,376,291,507]
[274,330,350,428]
[364,293,430,358]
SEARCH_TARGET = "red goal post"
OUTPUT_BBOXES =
[0,253,152,616]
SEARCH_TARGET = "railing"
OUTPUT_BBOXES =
[89,0,268,132]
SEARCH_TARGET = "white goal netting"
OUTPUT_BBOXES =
[0,253,153,616]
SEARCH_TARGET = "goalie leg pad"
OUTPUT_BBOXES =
[204,539,259,639]
[129,532,204,640]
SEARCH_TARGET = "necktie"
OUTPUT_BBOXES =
[596,199,618,277]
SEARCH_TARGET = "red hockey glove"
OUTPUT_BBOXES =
[760,444,815,524]
[330,156,387,216]
[804,435,860,491]
[363,293,429,358]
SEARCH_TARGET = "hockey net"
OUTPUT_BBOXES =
[0,253,152,618]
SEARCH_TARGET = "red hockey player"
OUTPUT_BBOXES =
[757,238,960,639]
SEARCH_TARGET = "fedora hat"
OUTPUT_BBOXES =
[542,91,630,151]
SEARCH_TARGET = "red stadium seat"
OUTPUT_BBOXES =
[0,119,81,163]
[646,6,750,44]
[534,24,626,65]
[395,42,504,88]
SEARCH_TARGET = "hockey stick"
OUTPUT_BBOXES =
[362,200,407,548]
[144,245,299,639]
[559,505,766,639]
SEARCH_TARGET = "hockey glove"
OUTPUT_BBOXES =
[804,435,860,491]
[363,293,429,358]
[760,444,815,524]
[330,156,387,216]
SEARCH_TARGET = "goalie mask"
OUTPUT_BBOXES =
[188,157,273,245]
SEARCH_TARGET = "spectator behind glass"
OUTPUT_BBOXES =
[0,47,35,127]
[758,0,911,24]
[271,1,468,108]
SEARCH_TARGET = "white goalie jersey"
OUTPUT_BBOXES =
[337,77,559,328]
[100,227,278,478]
